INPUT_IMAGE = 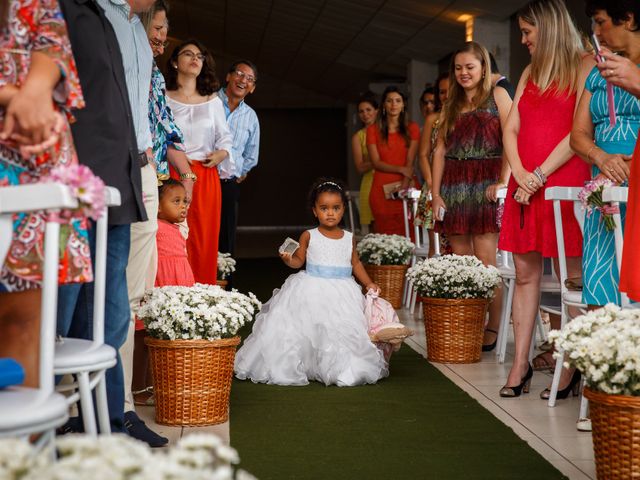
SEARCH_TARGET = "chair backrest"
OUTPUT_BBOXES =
[345,190,358,233]
[91,187,121,344]
[0,183,78,394]
[400,188,421,245]
[602,186,629,306]
[544,186,582,296]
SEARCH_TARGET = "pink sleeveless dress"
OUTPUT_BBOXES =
[155,220,195,287]
[499,81,590,257]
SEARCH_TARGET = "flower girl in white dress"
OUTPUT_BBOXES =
[235,179,388,386]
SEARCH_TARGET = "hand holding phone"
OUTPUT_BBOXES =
[437,206,446,221]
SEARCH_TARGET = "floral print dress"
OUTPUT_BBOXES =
[148,62,185,181]
[0,0,91,292]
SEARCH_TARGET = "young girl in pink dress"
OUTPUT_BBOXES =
[155,179,195,288]
[133,179,194,405]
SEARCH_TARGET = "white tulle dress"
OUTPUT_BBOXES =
[234,228,388,386]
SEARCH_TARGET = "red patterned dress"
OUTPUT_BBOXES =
[435,93,502,235]
[0,0,90,292]
[499,81,590,257]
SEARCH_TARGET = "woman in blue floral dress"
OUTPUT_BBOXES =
[570,4,640,306]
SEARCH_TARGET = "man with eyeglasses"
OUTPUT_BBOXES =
[218,60,261,267]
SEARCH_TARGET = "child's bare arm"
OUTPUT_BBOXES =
[351,238,379,292]
[280,231,310,269]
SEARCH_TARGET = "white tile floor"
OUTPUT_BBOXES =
[138,308,596,479]
[399,307,596,480]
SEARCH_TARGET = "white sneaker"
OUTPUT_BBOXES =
[576,418,592,432]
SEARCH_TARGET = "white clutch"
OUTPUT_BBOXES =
[278,237,300,255]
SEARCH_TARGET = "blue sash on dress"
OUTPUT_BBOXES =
[306,263,352,279]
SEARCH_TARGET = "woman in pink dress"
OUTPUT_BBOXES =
[498,0,592,398]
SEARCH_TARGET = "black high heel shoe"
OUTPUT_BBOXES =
[482,328,498,352]
[540,369,581,400]
[499,364,533,398]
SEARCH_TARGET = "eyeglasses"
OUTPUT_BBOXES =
[150,39,170,49]
[233,70,256,84]
[179,50,206,62]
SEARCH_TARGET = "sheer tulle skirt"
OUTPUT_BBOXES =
[234,272,388,387]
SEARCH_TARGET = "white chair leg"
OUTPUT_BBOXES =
[410,286,418,314]
[497,278,515,364]
[547,348,565,407]
[77,372,98,435]
[578,388,589,419]
[95,373,111,434]
[548,307,569,407]
[535,311,547,344]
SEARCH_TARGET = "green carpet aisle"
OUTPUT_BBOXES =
[230,347,566,480]
[230,258,566,479]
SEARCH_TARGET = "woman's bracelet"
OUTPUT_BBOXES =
[533,167,547,185]
[586,144,600,164]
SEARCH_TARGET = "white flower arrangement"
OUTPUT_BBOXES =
[217,252,237,280]
[549,304,640,396]
[136,283,261,341]
[0,433,256,480]
[356,234,414,266]
[406,254,501,299]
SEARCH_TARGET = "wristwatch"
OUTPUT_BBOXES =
[180,172,197,182]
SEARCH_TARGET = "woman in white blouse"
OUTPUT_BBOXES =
[166,39,234,284]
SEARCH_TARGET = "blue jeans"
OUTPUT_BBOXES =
[57,223,131,433]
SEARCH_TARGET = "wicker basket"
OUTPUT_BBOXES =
[364,264,408,309]
[145,336,240,426]
[584,387,640,479]
[217,279,228,290]
[422,297,488,363]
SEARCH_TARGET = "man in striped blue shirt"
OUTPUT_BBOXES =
[96,0,168,448]
[218,60,261,260]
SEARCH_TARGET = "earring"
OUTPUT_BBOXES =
[173,64,178,69]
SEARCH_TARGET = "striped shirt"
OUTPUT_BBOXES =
[218,88,260,178]
[97,0,153,153]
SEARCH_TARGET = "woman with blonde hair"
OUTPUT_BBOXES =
[431,41,512,348]
[498,0,592,398]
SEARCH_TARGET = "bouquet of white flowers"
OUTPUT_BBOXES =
[0,434,256,480]
[549,304,640,396]
[137,284,261,341]
[406,254,501,299]
[356,233,414,266]
[217,252,237,280]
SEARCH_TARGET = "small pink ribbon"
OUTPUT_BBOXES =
[601,204,620,215]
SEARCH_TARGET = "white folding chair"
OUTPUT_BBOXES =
[545,187,588,407]
[0,184,77,450]
[399,188,425,309]
[602,186,630,307]
[493,187,552,363]
[54,187,121,435]
[345,190,360,235]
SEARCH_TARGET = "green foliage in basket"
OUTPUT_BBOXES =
[550,304,640,396]
[406,254,501,299]
[356,233,414,266]
[137,284,261,341]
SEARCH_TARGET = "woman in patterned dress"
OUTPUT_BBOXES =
[431,41,512,345]
[0,0,90,386]
[570,1,640,308]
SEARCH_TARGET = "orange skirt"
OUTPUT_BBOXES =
[171,162,220,285]
[620,138,640,301]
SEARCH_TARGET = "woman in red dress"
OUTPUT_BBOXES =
[367,87,419,235]
[595,47,640,301]
[498,0,592,398]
